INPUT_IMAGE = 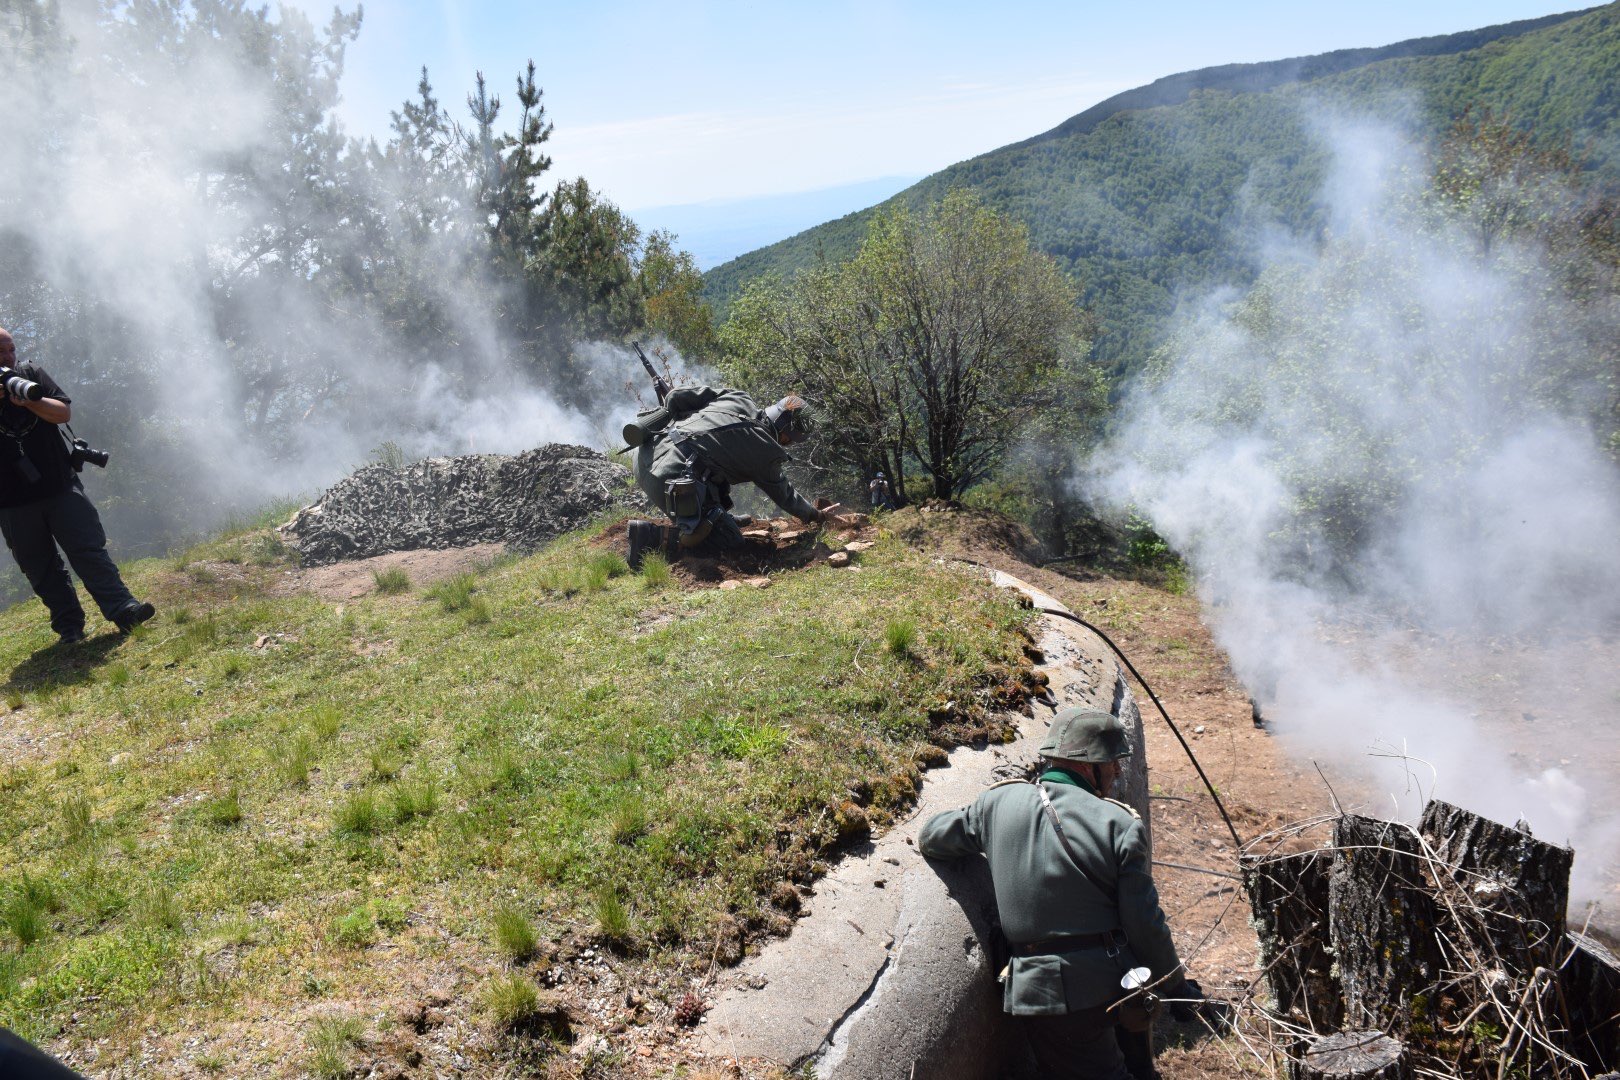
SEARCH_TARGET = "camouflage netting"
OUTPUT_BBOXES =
[281,444,640,566]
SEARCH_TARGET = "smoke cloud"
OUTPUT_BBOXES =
[0,4,653,565]
[1088,112,1620,908]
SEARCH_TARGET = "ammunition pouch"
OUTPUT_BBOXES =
[622,406,672,449]
[666,476,705,521]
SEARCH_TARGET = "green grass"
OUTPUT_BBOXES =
[306,1014,365,1079]
[372,566,412,595]
[639,551,672,588]
[491,903,539,963]
[483,973,543,1031]
[0,515,1031,1067]
[884,617,919,658]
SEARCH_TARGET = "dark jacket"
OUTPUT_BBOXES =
[919,773,1181,1015]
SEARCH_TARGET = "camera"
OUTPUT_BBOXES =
[68,437,109,472]
[0,366,45,402]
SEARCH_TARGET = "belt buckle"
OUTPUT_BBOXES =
[1104,932,1123,958]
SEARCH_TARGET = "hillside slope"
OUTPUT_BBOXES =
[703,3,1620,374]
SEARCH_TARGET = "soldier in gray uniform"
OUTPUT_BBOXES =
[622,386,833,567]
[919,708,1190,1080]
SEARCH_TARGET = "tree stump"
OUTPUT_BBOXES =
[1243,848,1341,1032]
[1418,800,1572,975]
[1561,931,1620,1072]
[1300,1031,1407,1080]
[1328,816,1442,1033]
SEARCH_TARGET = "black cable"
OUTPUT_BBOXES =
[1030,604,1245,851]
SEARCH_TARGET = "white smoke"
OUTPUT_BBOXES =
[1089,111,1620,909]
[0,5,655,550]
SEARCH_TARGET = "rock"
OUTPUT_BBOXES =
[281,444,640,566]
[718,580,743,591]
[845,540,875,552]
[826,551,850,567]
[744,576,772,589]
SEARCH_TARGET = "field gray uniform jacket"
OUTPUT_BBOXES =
[632,385,819,522]
[918,768,1182,1015]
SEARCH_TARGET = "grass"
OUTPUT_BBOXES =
[372,566,412,595]
[483,973,542,1031]
[639,551,672,588]
[0,512,1032,1068]
[884,617,919,658]
[492,903,539,963]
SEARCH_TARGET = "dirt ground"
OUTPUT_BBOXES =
[270,542,508,601]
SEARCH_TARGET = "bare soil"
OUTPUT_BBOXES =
[269,542,507,602]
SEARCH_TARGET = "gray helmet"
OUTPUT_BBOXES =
[1038,707,1130,763]
[764,395,812,444]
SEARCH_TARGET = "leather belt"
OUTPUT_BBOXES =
[1013,930,1125,956]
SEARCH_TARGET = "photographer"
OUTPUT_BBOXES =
[0,327,153,643]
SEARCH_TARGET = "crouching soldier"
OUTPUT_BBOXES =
[622,385,837,568]
[919,708,1196,1080]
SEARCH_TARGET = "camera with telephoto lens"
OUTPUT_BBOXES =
[68,437,109,471]
[0,366,45,402]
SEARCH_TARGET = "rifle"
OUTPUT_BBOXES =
[634,341,671,405]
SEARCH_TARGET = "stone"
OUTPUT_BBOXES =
[718,580,743,591]
[845,540,876,552]
[827,551,850,567]
[744,576,772,589]
[281,444,640,566]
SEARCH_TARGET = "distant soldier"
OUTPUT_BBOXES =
[868,470,894,511]
[622,385,840,568]
[919,708,1196,1080]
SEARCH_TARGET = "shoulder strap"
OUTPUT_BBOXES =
[1033,782,1119,905]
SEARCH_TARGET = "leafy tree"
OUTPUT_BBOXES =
[722,191,1085,501]
[639,230,718,360]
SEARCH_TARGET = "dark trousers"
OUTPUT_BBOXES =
[1019,1008,1131,1080]
[0,482,136,636]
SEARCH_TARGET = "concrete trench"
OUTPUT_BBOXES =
[696,567,1150,1079]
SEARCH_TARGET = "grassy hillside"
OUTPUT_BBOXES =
[704,3,1620,375]
[0,514,1034,1076]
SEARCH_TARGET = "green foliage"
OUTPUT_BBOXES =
[306,1015,365,1079]
[333,792,383,837]
[594,890,631,945]
[428,573,478,613]
[723,191,1087,501]
[883,618,918,659]
[483,973,543,1030]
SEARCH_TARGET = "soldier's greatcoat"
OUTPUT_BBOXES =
[633,385,819,523]
[918,768,1181,1015]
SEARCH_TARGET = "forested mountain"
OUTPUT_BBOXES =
[703,3,1620,375]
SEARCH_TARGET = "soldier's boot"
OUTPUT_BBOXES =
[626,520,664,571]
[1116,1027,1160,1080]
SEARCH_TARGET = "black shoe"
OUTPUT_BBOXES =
[57,628,87,645]
[115,601,156,633]
[626,520,662,571]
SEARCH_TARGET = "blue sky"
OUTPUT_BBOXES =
[291,1,1587,211]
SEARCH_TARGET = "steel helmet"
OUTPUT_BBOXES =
[1038,707,1131,762]
[764,395,812,444]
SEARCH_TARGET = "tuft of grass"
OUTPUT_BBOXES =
[202,788,244,828]
[306,1014,365,1080]
[333,792,382,837]
[104,664,131,688]
[368,747,403,783]
[2,894,46,948]
[372,566,411,595]
[588,550,629,580]
[390,778,438,823]
[639,552,672,588]
[135,885,184,932]
[58,794,94,844]
[483,973,542,1030]
[884,617,919,658]
[594,890,631,945]
[609,794,647,845]
[428,573,477,613]
[274,733,317,788]
[308,705,342,742]
[462,597,493,625]
[491,904,538,963]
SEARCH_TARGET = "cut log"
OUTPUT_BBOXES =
[1561,931,1620,1073]
[1329,816,1442,1033]
[1418,800,1571,975]
[1243,848,1341,1032]
[1300,1031,1407,1080]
